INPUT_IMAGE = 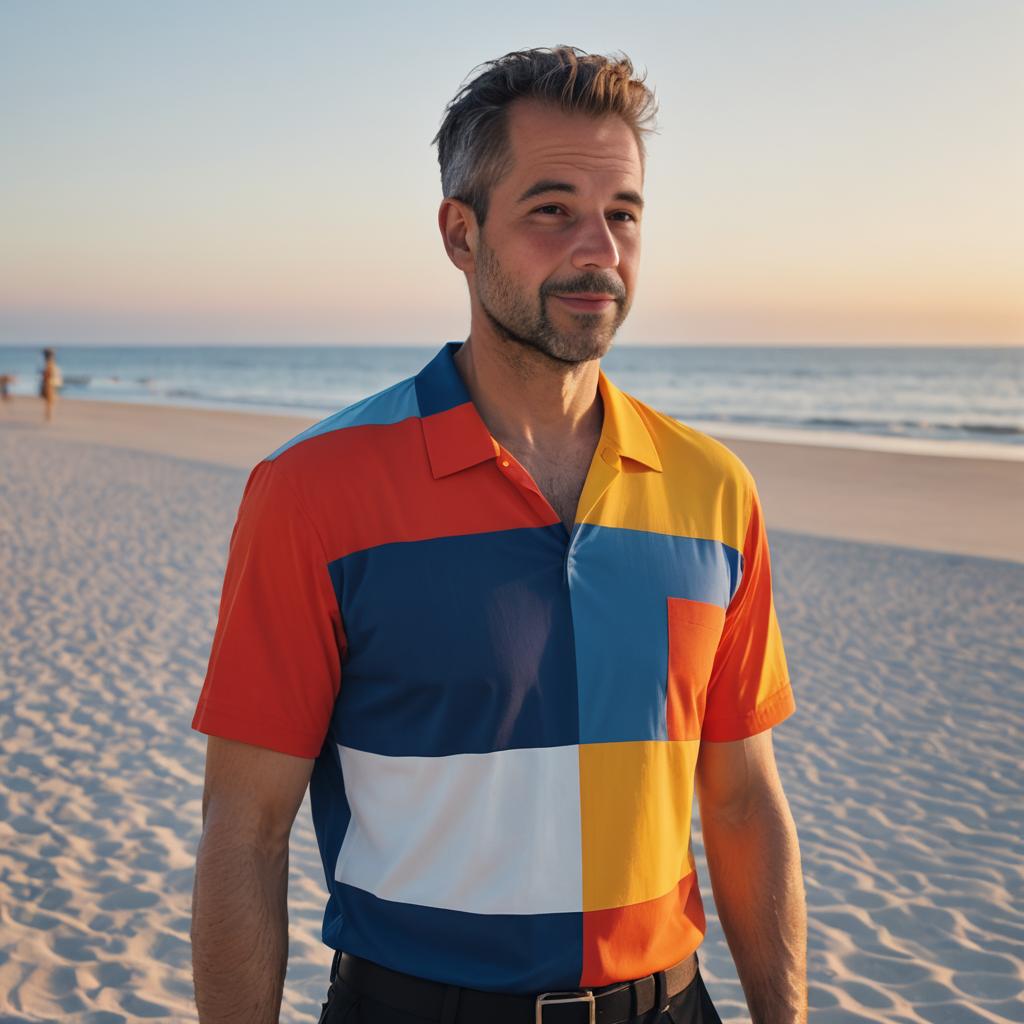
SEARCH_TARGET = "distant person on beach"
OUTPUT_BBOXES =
[0,373,13,400]
[192,47,806,1024]
[39,348,62,422]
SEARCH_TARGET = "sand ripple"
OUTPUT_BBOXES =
[0,434,326,1021]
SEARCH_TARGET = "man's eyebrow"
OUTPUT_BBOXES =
[516,180,644,209]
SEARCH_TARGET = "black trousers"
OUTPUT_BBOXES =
[318,955,724,1024]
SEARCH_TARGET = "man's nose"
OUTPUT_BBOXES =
[571,214,620,270]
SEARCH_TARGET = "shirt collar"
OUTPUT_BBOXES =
[415,341,662,480]
[416,342,498,480]
[596,369,663,472]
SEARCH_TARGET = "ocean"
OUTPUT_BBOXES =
[1,344,1021,460]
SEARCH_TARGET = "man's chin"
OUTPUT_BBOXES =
[531,335,614,366]
[507,325,610,366]
[481,300,618,365]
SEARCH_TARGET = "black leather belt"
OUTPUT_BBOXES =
[334,950,699,1023]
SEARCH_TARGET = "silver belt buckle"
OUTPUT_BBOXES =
[535,990,595,1023]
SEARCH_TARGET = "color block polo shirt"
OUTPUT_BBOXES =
[192,340,795,994]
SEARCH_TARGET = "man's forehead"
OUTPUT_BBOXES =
[501,100,643,188]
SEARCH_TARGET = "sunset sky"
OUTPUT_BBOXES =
[1,1,1021,346]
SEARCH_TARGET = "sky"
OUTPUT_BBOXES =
[1,1,1021,347]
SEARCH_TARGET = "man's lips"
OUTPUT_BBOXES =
[553,293,617,312]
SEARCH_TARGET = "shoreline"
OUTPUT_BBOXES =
[3,388,1021,462]
[3,395,1022,563]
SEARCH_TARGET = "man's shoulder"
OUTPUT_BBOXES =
[235,374,426,531]
[622,387,757,498]
[263,373,422,471]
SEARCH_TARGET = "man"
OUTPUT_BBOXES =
[191,46,807,1024]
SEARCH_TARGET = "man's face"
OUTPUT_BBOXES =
[470,100,644,365]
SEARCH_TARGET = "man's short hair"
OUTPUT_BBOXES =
[433,45,657,227]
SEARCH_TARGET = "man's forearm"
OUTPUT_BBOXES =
[192,826,290,1023]
[701,794,807,1024]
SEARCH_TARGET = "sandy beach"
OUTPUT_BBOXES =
[1,396,1022,1023]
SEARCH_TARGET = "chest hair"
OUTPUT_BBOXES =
[520,449,595,533]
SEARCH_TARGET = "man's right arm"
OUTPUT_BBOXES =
[192,735,314,1024]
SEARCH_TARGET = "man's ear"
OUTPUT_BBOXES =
[438,198,478,273]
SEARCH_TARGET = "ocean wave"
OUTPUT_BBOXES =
[673,411,1024,444]
[62,374,154,389]
[158,387,338,411]
[803,416,1024,438]
[956,422,1024,436]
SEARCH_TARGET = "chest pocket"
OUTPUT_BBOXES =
[666,597,726,741]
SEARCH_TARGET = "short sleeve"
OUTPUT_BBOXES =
[701,485,794,742]
[192,460,344,758]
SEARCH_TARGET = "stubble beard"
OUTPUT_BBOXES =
[474,237,630,366]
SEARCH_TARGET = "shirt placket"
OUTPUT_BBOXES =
[492,444,558,528]
[492,441,623,584]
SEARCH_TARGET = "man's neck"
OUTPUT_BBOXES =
[452,333,602,456]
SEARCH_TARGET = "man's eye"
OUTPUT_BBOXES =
[531,206,637,221]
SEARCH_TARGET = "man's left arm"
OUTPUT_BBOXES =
[695,728,807,1024]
